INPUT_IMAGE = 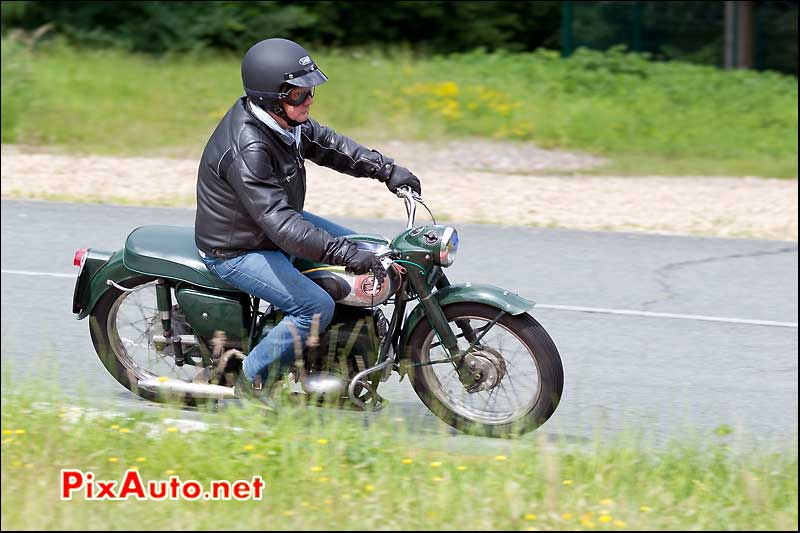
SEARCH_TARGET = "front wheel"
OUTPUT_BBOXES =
[406,302,563,437]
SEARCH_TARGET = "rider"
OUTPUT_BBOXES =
[194,38,422,399]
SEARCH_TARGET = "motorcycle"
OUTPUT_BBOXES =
[71,187,563,437]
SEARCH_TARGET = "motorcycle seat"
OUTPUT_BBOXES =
[123,225,237,292]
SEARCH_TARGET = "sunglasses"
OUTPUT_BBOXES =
[279,85,315,106]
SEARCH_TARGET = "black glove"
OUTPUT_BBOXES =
[342,244,387,283]
[385,165,422,196]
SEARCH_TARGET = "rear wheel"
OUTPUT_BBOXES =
[89,276,219,403]
[407,302,563,437]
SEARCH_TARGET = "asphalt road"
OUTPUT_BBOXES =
[1,199,797,449]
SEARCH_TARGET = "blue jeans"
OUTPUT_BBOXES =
[200,211,355,384]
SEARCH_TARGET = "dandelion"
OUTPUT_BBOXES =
[282,510,295,517]
[166,427,178,433]
[456,466,467,471]
[310,466,323,472]
[2,430,13,435]
[561,513,573,520]
[119,428,130,433]
[640,506,651,512]
[599,515,612,523]
[494,455,508,461]
[364,484,375,492]
[317,438,328,445]
[402,458,413,464]
[14,429,25,435]
[562,479,573,485]
[613,520,626,527]
[110,424,119,430]
[600,499,613,506]
[318,477,329,483]
[136,457,146,462]
[243,444,256,451]
[165,469,176,475]
[429,461,442,468]
[524,513,537,520]
[108,457,119,463]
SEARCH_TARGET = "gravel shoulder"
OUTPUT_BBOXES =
[1,142,796,241]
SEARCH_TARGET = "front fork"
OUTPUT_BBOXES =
[406,268,477,386]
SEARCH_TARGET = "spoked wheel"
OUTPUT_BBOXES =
[89,277,223,403]
[407,302,563,437]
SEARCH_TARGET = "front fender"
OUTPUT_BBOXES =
[75,250,142,320]
[398,283,534,358]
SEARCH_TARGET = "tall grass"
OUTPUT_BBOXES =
[1,382,797,531]
[1,39,797,177]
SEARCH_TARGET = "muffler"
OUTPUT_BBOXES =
[137,378,235,399]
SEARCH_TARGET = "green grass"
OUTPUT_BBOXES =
[1,40,797,177]
[1,382,797,530]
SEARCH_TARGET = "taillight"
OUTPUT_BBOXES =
[73,248,88,268]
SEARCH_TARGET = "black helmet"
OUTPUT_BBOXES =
[242,38,328,106]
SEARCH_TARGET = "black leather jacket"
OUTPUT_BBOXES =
[194,97,395,264]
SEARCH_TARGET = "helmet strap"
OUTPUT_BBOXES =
[268,101,306,128]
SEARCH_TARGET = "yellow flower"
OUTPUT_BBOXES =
[613,520,626,527]
[318,477,329,483]
[580,517,596,528]
[15,429,25,435]
[640,506,651,512]
[282,510,295,517]
[600,498,613,506]
[108,457,119,463]
[317,438,328,445]
[456,466,467,471]
[310,466,323,472]
[599,515,612,523]
[166,427,178,433]
[110,424,120,430]
[524,513,537,520]
[254,454,266,459]
[300,501,310,508]
[562,479,573,485]
[243,444,256,451]
[136,457,146,462]
[561,513,573,520]
[165,469,176,475]
[467,102,479,110]
[429,461,442,468]
[494,455,507,461]
[119,428,130,433]
[364,484,375,492]
[402,458,413,464]
[434,81,459,98]
[432,476,445,482]
[2,430,13,435]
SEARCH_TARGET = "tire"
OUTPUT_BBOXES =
[89,276,214,403]
[406,302,563,437]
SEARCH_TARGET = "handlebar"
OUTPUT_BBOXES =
[395,186,422,230]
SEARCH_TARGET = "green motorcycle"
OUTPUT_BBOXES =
[72,188,563,437]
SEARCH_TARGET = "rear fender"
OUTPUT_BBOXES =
[74,249,141,320]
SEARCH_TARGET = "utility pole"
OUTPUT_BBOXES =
[725,1,755,69]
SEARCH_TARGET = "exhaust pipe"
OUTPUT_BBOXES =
[137,378,236,399]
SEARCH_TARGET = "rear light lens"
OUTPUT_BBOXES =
[73,248,88,268]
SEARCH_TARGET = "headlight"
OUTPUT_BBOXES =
[438,227,458,266]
